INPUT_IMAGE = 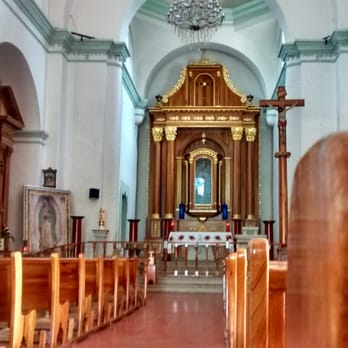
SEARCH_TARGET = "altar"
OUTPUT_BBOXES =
[167,231,233,253]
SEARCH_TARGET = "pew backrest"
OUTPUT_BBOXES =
[268,261,287,348]
[103,257,119,321]
[247,239,269,348]
[0,252,39,348]
[59,255,85,336]
[287,132,348,347]
[85,256,103,327]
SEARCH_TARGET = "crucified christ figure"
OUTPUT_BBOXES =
[259,86,305,253]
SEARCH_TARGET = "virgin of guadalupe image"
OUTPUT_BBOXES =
[37,196,58,250]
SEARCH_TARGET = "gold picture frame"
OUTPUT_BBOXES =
[42,167,57,188]
[23,185,71,253]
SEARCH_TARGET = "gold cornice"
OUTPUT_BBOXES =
[222,66,247,104]
[162,67,187,103]
[151,109,259,128]
[189,148,218,164]
[151,107,258,113]
[190,59,219,65]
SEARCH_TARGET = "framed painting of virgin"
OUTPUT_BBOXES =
[23,185,71,253]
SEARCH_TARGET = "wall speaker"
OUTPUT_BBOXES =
[89,188,99,199]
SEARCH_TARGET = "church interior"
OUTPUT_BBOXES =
[0,0,348,347]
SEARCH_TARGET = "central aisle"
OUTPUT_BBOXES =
[73,292,226,348]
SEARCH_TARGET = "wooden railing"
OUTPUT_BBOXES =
[165,243,231,276]
[23,239,283,279]
[24,240,163,259]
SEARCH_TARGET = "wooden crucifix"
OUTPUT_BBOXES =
[259,86,304,250]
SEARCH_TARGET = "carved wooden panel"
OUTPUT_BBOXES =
[148,62,260,237]
[0,86,24,228]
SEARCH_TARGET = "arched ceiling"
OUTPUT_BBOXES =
[131,0,281,102]
[138,0,271,27]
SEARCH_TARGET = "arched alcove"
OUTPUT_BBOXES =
[0,42,41,248]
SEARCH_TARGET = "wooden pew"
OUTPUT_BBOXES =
[0,252,37,348]
[102,257,119,323]
[268,260,287,348]
[135,257,148,307]
[22,253,70,348]
[287,131,348,347]
[59,255,87,338]
[117,257,130,316]
[128,258,139,312]
[236,249,247,348]
[85,256,104,330]
[247,239,287,348]
[225,239,287,348]
[225,249,247,348]
[225,252,237,347]
[247,238,269,348]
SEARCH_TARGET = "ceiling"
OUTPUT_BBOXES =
[138,0,269,26]
[164,0,253,8]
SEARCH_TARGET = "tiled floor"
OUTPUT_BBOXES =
[73,292,226,348]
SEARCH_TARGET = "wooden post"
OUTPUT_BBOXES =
[259,86,304,250]
[263,220,275,260]
[128,219,140,242]
[162,218,173,262]
[71,216,84,257]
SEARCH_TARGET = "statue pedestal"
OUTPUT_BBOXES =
[93,229,109,240]
[235,226,264,250]
[241,226,259,236]
[92,229,109,256]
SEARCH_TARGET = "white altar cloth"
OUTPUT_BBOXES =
[167,231,233,246]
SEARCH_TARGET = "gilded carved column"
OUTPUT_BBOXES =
[231,126,243,219]
[151,127,163,218]
[150,127,163,238]
[165,126,177,219]
[245,127,257,225]
[176,157,183,210]
[224,157,232,210]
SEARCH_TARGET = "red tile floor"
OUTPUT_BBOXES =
[72,292,226,348]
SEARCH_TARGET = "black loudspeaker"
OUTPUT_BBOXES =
[89,188,99,199]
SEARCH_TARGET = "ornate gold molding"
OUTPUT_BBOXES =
[162,67,187,103]
[152,127,163,142]
[245,127,257,142]
[222,66,247,103]
[231,126,244,141]
[165,126,177,141]
[189,148,218,164]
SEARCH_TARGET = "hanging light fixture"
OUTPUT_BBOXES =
[167,0,225,44]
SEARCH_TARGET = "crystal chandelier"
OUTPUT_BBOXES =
[167,0,225,44]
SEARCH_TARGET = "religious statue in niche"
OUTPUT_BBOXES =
[194,157,212,205]
[98,208,105,229]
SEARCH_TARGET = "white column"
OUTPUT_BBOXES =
[337,52,348,130]
[101,61,123,239]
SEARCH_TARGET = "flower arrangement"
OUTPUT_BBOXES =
[1,225,15,242]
